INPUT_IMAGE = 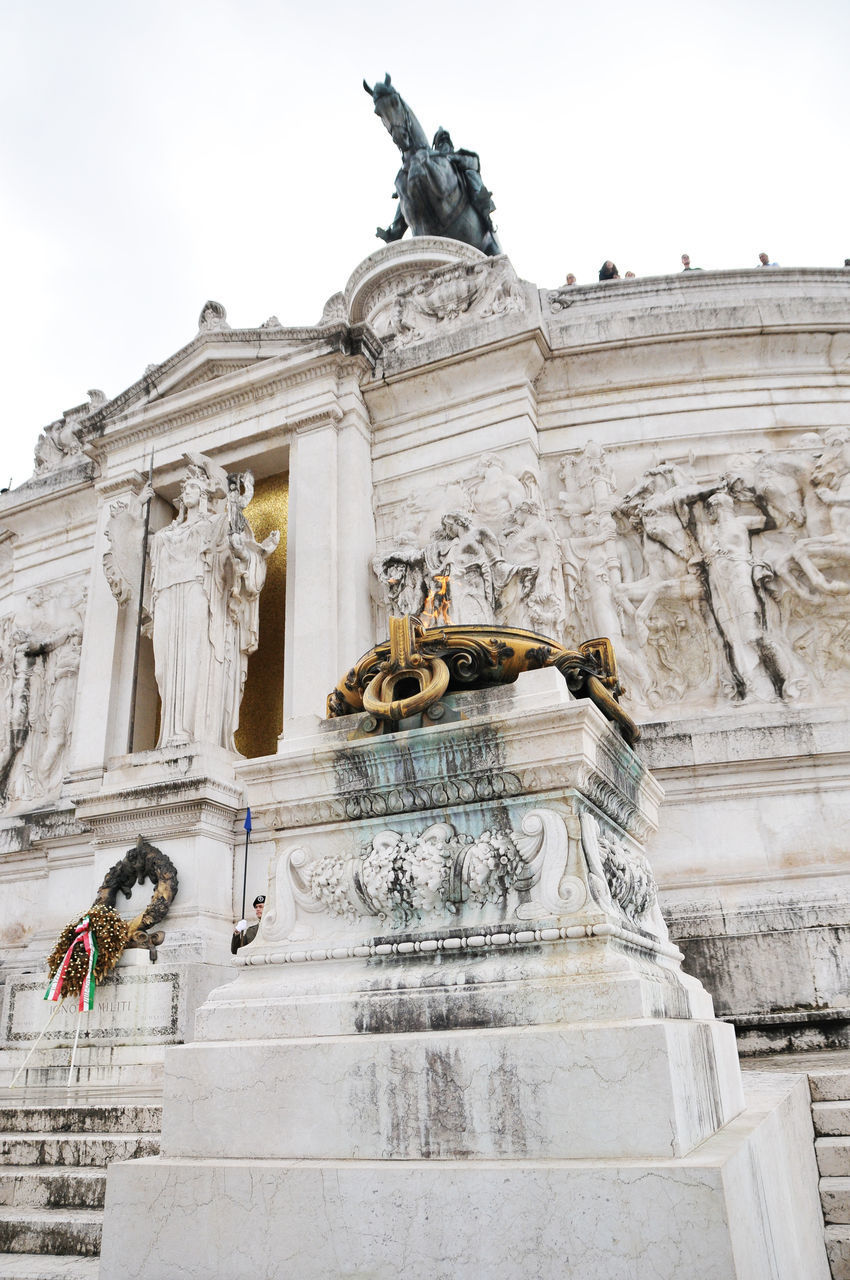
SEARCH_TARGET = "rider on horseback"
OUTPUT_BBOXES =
[365,75,501,257]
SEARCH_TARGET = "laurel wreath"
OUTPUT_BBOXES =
[45,904,130,998]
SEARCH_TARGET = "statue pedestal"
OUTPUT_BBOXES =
[99,680,829,1277]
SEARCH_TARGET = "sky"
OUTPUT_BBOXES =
[1,0,848,489]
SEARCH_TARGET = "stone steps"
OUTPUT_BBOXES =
[811,1068,850,1280]
[0,1099,160,1273]
[826,1225,850,1280]
[809,1064,850,1274]
[743,1053,850,1279]
[822,1178,850,1224]
[0,1135,158,1168]
[0,1255,100,1279]
[0,1210,101,1259]
[815,1101,850,1136]
[0,1107,159,1135]
[819,1138,850,1177]
[0,1168,105,1210]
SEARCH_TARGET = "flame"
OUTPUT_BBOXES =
[421,572,451,628]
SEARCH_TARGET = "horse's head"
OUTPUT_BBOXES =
[363,73,427,154]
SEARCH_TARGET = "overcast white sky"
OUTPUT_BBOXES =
[2,0,848,488]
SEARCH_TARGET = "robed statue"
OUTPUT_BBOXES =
[105,453,279,753]
[364,74,501,257]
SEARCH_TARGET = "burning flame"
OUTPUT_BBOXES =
[421,572,451,628]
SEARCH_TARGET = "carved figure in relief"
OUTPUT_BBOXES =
[464,453,526,527]
[32,393,105,476]
[0,585,86,810]
[225,471,254,535]
[104,490,151,607]
[33,418,85,474]
[502,501,567,635]
[372,536,429,619]
[197,300,230,333]
[777,433,850,598]
[685,490,791,700]
[424,512,509,626]
[114,454,280,752]
[547,430,850,711]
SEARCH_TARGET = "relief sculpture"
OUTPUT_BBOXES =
[262,806,669,952]
[373,455,562,634]
[0,583,86,811]
[555,431,850,712]
[374,430,850,718]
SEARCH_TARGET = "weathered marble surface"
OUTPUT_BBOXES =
[100,1075,828,1280]
[161,1018,742,1161]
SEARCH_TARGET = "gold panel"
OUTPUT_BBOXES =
[234,472,288,759]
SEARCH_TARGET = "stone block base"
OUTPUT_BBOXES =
[162,1016,743,1161]
[100,1075,828,1280]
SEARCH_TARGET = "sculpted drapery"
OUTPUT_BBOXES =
[107,453,279,753]
[149,457,278,751]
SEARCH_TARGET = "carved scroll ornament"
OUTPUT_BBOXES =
[261,807,667,954]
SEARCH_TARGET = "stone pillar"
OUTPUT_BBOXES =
[283,402,375,730]
[66,484,128,780]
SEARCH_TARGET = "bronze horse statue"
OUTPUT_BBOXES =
[363,74,501,257]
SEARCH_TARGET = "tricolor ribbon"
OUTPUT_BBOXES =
[44,916,99,1012]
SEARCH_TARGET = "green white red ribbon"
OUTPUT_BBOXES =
[44,916,99,1012]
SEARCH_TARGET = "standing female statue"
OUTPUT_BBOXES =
[132,454,278,752]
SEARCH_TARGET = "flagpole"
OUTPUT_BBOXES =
[127,450,154,755]
[9,1001,66,1088]
[240,808,252,923]
[67,1009,83,1088]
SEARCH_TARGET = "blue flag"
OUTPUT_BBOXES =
[244,807,252,834]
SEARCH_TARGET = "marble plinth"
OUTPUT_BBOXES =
[162,1016,741,1161]
[100,1075,828,1280]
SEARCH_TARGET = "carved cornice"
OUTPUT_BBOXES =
[95,469,148,499]
[84,324,355,425]
[74,773,243,847]
[291,407,345,435]
[84,344,374,460]
[83,800,239,847]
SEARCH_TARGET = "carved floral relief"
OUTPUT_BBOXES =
[259,805,666,953]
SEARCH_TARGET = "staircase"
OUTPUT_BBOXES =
[743,1050,850,1280]
[811,1064,850,1280]
[0,1094,161,1280]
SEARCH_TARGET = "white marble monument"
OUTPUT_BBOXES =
[0,244,849,1269]
[98,674,828,1279]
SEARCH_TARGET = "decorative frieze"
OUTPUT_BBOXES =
[259,803,668,957]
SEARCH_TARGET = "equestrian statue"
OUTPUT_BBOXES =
[363,74,501,257]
